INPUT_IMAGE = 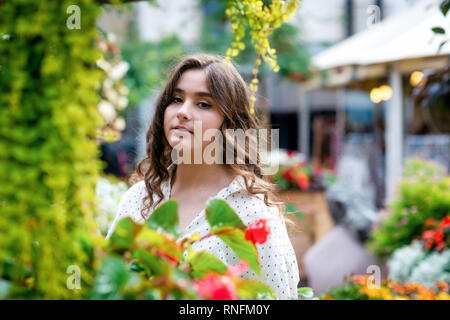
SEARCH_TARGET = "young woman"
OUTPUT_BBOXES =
[107,53,300,299]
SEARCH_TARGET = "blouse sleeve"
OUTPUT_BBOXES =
[105,181,146,240]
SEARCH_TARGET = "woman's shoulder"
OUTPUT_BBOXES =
[224,187,280,224]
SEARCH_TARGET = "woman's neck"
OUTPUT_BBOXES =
[170,163,235,194]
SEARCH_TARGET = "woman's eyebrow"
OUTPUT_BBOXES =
[174,87,212,98]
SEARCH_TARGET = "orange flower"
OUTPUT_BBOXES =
[416,289,435,300]
[424,218,436,227]
[352,275,370,285]
[295,172,309,190]
[435,281,449,292]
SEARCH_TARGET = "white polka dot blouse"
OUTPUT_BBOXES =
[106,164,300,299]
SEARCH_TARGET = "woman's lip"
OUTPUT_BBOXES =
[172,128,192,134]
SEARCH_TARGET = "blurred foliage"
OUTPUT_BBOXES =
[0,0,107,298]
[367,158,450,258]
[120,16,186,108]
[269,23,310,80]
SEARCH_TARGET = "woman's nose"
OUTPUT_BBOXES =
[176,100,193,120]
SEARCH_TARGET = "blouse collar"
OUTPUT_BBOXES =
[163,162,246,201]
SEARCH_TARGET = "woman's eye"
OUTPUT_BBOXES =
[198,102,212,109]
[172,97,211,108]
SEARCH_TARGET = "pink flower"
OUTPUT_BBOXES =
[193,273,238,300]
[226,261,249,277]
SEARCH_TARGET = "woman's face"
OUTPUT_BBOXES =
[164,69,224,162]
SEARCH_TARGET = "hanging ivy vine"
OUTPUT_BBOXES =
[224,0,302,114]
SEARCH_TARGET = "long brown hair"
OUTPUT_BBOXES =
[129,53,296,231]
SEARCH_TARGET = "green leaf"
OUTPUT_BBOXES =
[132,248,166,276]
[286,203,304,221]
[147,199,179,237]
[188,251,228,279]
[205,199,245,232]
[90,256,130,300]
[236,279,276,299]
[215,228,261,276]
[440,0,449,16]
[438,40,448,53]
[135,228,183,261]
[108,218,136,253]
[431,27,446,34]
[298,287,314,298]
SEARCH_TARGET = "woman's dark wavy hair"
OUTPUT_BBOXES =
[129,53,296,231]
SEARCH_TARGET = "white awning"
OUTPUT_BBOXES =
[312,0,450,71]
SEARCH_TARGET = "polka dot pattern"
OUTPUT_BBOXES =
[106,164,300,299]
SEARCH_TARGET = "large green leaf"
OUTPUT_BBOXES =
[132,248,165,276]
[108,218,136,253]
[235,279,276,299]
[205,199,245,232]
[90,256,130,300]
[135,228,183,261]
[215,228,261,276]
[146,199,179,237]
[187,250,228,279]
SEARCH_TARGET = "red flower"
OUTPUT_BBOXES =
[425,240,434,250]
[193,273,238,300]
[436,241,445,252]
[245,219,271,245]
[283,168,294,182]
[434,228,444,243]
[439,216,450,228]
[287,150,295,157]
[296,172,309,190]
[422,230,436,240]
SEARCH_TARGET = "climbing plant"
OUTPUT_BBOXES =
[0,0,107,298]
